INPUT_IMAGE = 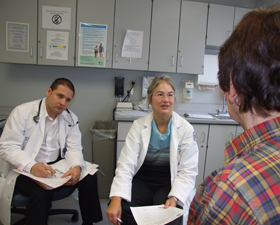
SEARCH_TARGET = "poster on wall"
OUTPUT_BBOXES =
[6,22,29,52]
[78,23,107,67]
[42,6,71,30]
[46,30,69,60]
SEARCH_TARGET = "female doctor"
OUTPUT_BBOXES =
[106,75,199,225]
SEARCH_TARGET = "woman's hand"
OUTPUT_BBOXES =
[106,196,122,225]
[164,197,177,209]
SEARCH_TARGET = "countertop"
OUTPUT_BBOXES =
[115,109,238,125]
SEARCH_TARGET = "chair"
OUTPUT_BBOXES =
[11,186,79,225]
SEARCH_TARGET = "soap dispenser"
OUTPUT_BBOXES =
[181,80,194,101]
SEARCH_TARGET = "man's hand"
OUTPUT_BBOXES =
[31,162,56,178]
[62,165,81,186]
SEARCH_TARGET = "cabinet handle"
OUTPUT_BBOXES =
[180,56,183,67]
[202,131,206,143]
[106,51,109,62]
[30,46,33,58]
[40,47,43,58]
[115,52,119,62]
[228,30,231,37]
[171,56,175,66]
[231,132,235,139]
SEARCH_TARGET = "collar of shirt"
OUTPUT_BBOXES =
[223,117,280,167]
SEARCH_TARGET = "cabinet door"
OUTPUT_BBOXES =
[113,0,151,71]
[0,0,37,64]
[149,0,180,73]
[204,124,236,178]
[117,121,133,165]
[177,1,208,74]
[234,7,251,28]
[236,125,244,137]
[206,4,235,47]
[76,0,114,68]
[38,0,76,66]
[192,124,209,189]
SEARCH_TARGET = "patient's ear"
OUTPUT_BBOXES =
[228,80,240,105]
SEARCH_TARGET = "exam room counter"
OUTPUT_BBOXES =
[115,109,238,125]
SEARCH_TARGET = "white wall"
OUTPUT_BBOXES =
[0,62,224,161]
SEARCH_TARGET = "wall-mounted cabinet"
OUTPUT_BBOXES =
[112,0,151,71]
[149,0,181,73]
[177,1,208,75]
[76,0,115,68]
[0,0,38,64]
[0,1,253,74]
[37,0,76,66]
[206,4,235,48]
[234,7,251,28]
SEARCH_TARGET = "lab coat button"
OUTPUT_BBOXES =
[11,179,14,182]
[7,196,11,200]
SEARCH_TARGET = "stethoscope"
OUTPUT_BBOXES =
[33,99,79,127]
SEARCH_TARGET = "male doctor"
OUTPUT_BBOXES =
[0,78,103,225]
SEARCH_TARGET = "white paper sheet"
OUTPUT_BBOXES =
[130,205,185,225]
[46,30,69,60]
[42,6,71,30]
[13,160,98,190]
[121,30,143,58]
[185,113,214,119]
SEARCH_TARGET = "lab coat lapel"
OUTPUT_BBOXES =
[170,113,183,183]
[140,113,153,161]
[22,102,46,159]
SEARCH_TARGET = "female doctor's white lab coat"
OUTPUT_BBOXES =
[109,111,199,221]
[0,98,85,225]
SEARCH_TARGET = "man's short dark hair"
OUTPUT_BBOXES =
[50,78,75,97]
[218,4,280,117]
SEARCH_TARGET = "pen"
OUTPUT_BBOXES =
[42,160,56,177]
[117,217,123,224]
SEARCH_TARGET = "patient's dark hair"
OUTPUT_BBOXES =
[218,4,280,117]
[50,78,75,97]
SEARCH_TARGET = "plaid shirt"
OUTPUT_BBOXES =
[188,117,280,225]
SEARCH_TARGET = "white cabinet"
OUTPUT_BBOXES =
[116,121,133,162]
[192,124,209,189]
[76,0,114,68]
[148,0,181,73]
[204,124,243,178]
[234,7,251,28]
[177,1,208,75]
[113,0,151,71]
[0,0,37,64]
[206,4,235,47]
[37,0,77,66]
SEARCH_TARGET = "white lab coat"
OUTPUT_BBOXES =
[0,98,85,225]
[109,111,198,221]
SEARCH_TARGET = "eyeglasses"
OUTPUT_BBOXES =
[153,93,175,99]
